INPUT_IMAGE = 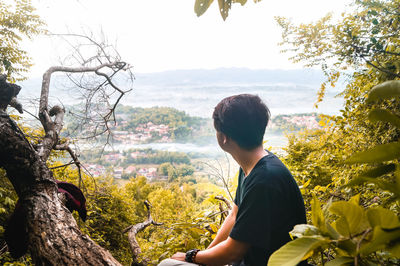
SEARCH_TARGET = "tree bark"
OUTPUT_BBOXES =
[0,40,132,264]
[0,112,121,265]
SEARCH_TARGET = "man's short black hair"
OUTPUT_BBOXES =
[212,94,270,150]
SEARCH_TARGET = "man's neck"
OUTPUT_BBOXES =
[231,146,268,177]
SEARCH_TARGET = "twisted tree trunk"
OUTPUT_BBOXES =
[0,111,121,265]
[0,60,130,264]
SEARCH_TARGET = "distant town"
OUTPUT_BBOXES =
[112,121,171,144]
[72,108,322,181]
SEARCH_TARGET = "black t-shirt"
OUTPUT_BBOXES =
[229,152,307,266]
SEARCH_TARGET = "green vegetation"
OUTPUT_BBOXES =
[116,106,211,142]
[49,162,225,265]
[194,0,255,21]
[80,148,191,167]
[158,162,195,182]
[268,0,400,264]
[0,147,230,265]
[0,0,45,81]
[64,105,214,143]
[3,0,400,265]
[270,112,321,133]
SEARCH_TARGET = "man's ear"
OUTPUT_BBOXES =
[222,133,227,144]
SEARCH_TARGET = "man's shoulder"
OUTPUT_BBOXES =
[247,154,298,193]
[254,154,292,179]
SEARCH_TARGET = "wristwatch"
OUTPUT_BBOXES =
[185,249,200,263]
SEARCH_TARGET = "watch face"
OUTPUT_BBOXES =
[185,249,199,263]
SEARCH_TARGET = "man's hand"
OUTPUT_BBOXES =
[171,252,186,261]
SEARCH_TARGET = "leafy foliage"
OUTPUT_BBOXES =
[47,161,225,265]
[0,0,45,81]
[270,1,400,264]
[276,0,400,104]
[194,0,261,20]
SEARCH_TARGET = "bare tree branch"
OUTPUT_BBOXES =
[123,201,163,266]
[215,195,232,224]
[0,31,134,264]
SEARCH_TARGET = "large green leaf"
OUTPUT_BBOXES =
[268,237,328,266]
[345,142,400,164]
[311,194,325,230]
[218,0,232,21]
[367,80,400,102]
[325,256,353,266]
[329,201,368,237]
[367,207,400,229]
[368,108,400,128]
[360,226,400,255]
[194,0,214,17]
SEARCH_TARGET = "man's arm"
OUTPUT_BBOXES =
[207,204,238,249]
[171,204,248,265]
[172,236,249,266]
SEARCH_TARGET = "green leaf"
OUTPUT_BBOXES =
[290,224,321,238]
[233,0,247,5]
[346,176,399,196]
[348,194,360,205]
[345,142,400,164]
[337,239,357,257]
[325,256,353,266]
[329,201,368,237]
[367,80,400,102]
[369,10,378,16]
[387,242,400,258]
[372,18,379,25]
[311,194,325,230]
[194,0,214,17]
[268,237,328,266]
[368,109,400,128]
[367,207,400,229]
[360,227,400,255]
[2,59,11,70]
[326,222,341,240]
[218,0,232,21]
[357,164,396,179]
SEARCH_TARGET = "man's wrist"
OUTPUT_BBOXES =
[185,249,200,263]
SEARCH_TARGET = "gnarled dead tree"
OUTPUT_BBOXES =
[123,200,163,266]
[0,33,133,264]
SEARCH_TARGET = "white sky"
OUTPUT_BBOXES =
[25,0,353,77]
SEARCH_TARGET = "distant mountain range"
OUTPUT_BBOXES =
[18,68,344,118]
[20,68,327,94]
[133,68,327,87]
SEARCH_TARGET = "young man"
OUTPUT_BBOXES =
[159,94,307,266]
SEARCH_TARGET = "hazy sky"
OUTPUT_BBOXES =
[25,0,353,77]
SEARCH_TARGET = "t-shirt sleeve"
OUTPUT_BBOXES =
[230,183,276,248]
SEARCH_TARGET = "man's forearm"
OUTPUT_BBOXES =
[196,237,249,266]
[207,205,237,249]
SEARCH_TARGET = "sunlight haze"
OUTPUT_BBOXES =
[26,0,353,76]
